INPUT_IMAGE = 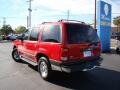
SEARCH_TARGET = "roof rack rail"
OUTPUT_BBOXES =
[42,22,53,24]
[58,19,85,24]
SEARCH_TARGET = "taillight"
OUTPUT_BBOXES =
[98,43,101,48]
[61,48,69,61]
[97,42,102,53]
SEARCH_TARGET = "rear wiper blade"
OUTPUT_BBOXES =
[88,41,99,46]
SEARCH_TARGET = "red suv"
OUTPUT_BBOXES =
[12,19,103,80]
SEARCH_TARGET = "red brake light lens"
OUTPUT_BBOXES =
[61,48,69,61]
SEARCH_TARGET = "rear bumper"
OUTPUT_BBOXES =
[61,57,103,73]
[50,57,103,73]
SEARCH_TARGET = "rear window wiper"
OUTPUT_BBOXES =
[88,41,99,46]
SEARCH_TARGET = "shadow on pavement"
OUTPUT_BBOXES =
[47,67,120,90]
[28,64,38,71]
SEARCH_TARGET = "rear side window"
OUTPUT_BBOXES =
[29,28,39,41]
[66,24,99,44]
[42,24,61,43]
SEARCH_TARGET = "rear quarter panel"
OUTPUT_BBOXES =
[37,42,62,61]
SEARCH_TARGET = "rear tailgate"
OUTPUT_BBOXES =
[66,43,101,62]
[64,23,101,62]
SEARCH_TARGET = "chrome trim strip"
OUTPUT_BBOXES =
[20,56,37,66]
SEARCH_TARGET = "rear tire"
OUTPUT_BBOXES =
[12,49,22,62]
[38,57,52,80]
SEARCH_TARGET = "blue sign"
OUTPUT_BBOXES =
[97,1,112,52]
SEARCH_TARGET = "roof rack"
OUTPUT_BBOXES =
[58,19,85,24]
[42,22,53,24]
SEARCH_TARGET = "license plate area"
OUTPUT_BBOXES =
[83,50,92,57]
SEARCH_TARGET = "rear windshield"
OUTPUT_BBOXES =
[66,23,99,44]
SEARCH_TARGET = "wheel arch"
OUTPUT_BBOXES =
[36,53,51,66]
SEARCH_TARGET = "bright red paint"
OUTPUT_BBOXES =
[13,20,102,72]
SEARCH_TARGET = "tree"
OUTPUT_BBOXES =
[113,16,120,26]
[15,26,26,34]
[0,25,14,36]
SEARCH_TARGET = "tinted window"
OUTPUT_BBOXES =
[22,30,30,40]
[42,25,61,43]
[29,28,39,41]
[66,24,99,44]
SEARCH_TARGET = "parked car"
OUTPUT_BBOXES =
[6,34,17,41]
[15,34,23,40]
[12,19,103,80]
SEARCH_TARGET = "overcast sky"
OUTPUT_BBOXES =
[0,0,120,29]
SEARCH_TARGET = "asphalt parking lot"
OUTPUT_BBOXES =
[0,42,120,90]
